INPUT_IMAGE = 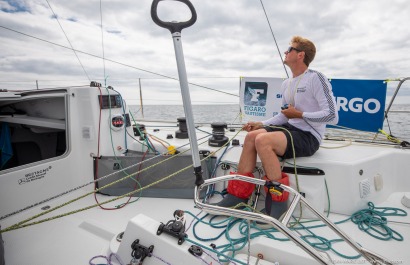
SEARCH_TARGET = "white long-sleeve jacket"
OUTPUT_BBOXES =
[262,69,338,143]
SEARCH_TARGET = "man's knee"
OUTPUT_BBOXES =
[244,130,260,145]
[255,132,288,155]
[254,133,271,149]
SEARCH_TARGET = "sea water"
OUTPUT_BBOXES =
[129,104,410,142]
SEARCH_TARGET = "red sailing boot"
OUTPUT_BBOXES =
[216,172,255,208]
[263,172,289,219]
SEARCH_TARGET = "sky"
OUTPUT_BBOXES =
[0,0,410,105]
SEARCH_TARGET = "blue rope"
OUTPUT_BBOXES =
[185,237,246,265]
[204,145,232,201]
[184,201,407,262]
[350,202,406,241]
[300,235,361,259]
[291,217,362,260]
[185,209,289,263]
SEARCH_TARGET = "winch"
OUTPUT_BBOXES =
[208,122,229,147]
[175,117,189,139]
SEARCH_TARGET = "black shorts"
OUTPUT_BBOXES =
[263,123,319,159]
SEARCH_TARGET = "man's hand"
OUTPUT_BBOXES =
[242,121,263,132]
[281,104,303,119]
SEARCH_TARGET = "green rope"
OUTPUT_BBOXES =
[185,237,247,265]
[350,202,407,241]
[266,125,304,223]
[1,129,243,233]
[185,209,288,263]
[0,143,197,233]
[290,216,362,260]
[184,201,407,262]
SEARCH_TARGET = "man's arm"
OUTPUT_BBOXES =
[302,72,338,125]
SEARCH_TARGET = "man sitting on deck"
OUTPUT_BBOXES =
[217,36,339,218]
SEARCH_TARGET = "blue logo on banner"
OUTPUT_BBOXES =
[243,82,268,117]
[330,79,387,132]
[244,82,267,106]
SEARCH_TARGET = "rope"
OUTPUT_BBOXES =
[378,129,410,147]
[185,209,288,263]
[94,86,140,210]
[0,140,189,221]
[1,129,243,233]
[291,217,362,260]
[89,253,124,265]
[266,125,300,192]
[44,0,91,82]
[0,127,213,221]
[320,138,352,149]
[0,25,240,98]
[0,143,198,233]
[350,202,407,241]
[183,200,408,263]
[185,237,246,265]
[258,0,289,78]
[99,0,106,84]
[202,251,224,265]
[151,253,172,265]
[265,125,304,222]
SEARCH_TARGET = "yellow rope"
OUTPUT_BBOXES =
[1,129,243,233]
[320,139,352,149]
[266,125,299,192]
[1,145,196,233]
[230,110,243,124]
[378,129,402,144]
[2,159,198,233]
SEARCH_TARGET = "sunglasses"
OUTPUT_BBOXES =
[286,46,302,53]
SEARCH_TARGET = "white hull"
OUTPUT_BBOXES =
[1,86,409,265]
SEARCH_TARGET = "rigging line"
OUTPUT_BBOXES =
[44,0,91,82]
[0,132,212,221]
[1,131,242,233]
[139,78,144,118]
[99,0,107,83]
[259,0,289,78]
[0,25,238,98]
[6,85,89,92]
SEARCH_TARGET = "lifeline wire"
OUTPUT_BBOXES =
[44,0,90,82]
[0,140,197,231]
[1,129,243,233]
[0,148,199,233]
[0,25,238,97]
[0,122,212,221]
[99,0,106,82]
[259,0,289,78]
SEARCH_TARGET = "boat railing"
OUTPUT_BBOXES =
[194,174,395,265]
[384,77,410,119]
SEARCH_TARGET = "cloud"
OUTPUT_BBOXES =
[0,0,409,105]
[1,0,30,13]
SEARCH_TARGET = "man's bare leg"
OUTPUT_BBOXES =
[255,131,287,181]
[215,129,267,207]
[237,129,267,173]
[255,131,289,219]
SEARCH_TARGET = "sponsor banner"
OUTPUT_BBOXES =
[239,77,283,121]
[240,77,387,133]
[331,79,386,132]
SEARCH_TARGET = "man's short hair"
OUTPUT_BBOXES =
[291,36,316,66]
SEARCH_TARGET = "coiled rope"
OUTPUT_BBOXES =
[350,202,407,241]
[183,201,407,262]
